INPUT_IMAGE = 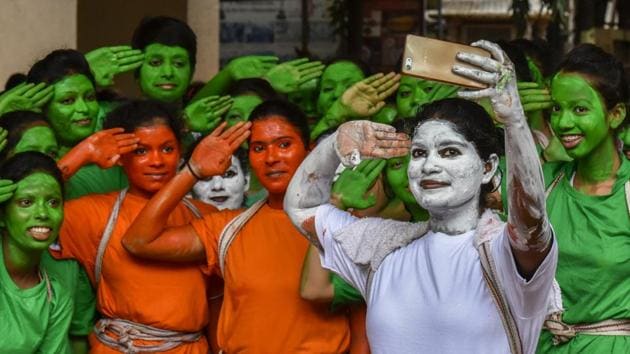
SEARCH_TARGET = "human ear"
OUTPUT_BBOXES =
[481,153,499,184]
[243,172,251,192]
[608,103,626,130]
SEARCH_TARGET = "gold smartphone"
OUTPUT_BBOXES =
[401,34,491,89]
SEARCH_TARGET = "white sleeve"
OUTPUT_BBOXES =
[492,226,558,319]
[315,204,369,296]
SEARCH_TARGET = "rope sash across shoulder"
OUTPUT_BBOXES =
[93,188,203,353]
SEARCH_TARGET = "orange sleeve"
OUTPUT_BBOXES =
[190,210,240,276]
[50,195,110,283]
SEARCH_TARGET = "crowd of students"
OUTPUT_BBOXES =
[0,15,627,354]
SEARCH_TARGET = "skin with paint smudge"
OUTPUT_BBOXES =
[551,73,621,160]
[120,125,180,199]
[3,173,63,253]
[192,155,249,210]
[224,95,263,127]
[408,120,495,233]
[46,74,99,150]
[316,61,365,115]
[139,43,192,103]
[249,116,308,208]
[12,126,59,160]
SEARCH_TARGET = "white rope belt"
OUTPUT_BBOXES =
[94,318,202,353]
[544,313,630,345]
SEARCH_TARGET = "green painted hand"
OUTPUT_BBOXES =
[184,95,233,133]
[226,55,279,81]
[86,46,144,87]
[372,104,398,124]
[331,159,386,210]
[264,58,325,94]
[517,82,552,112]
[0,179,16,204]
[340,72,400,118]
[0,127,7,152]
[0,82,53,116]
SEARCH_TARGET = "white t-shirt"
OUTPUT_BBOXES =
[315,204,557,354]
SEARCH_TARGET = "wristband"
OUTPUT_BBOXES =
[186,160,204,180]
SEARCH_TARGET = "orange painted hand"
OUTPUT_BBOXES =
[80,128,139,168]
[187,121,251,179]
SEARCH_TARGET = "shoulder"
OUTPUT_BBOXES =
[542,161,572,188]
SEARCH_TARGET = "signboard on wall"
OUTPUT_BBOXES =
[220,0,339,65]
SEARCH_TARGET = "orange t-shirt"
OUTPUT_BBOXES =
[192,204,350,353]
[51,191,216,354]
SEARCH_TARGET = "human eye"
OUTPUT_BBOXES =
[149,58,162,67]
[321,86,333,93]
[17,198,32,207]
[399,90,411,98]
[162,145,175,153]
[439,147,461,158]
[173,60,186,68]
[551,104,561,113]
[411,148,426,158]
[134,147,147,155]
[574,105,589,114]
[251,144,264,153]
[223,170,237,178]
[60,97,75,105]
[279,140,291,149]
[423,86,434,93]
[48,198,61,208]
[85,92,97,101]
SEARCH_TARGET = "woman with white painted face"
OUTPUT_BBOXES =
[192,149,250,210]
[285,41,557,354]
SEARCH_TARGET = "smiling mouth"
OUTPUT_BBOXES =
[420,180,450,189]
[209,196,229,203]
[156,83,177,90]
[144,173,168,180]
[266,171,286,179]
[28,226,53,241]
[73,118,92,127]
[560,134,583,149]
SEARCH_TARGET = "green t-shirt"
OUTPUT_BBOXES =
[537,158,630,353]
[65,165,128,200]
[0,239,73,353]
[41,251,96,336]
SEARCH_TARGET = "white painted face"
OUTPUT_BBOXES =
[408,120,495,214]
[192,155,249,210]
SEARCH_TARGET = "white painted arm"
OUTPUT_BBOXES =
[454,40,552,275]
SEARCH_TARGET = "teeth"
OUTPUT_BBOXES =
[29,227,51,233]
[562,135,582,142]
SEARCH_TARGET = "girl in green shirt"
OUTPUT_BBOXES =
[537,44,630,352]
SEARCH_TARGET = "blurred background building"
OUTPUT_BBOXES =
[1,0,629,97]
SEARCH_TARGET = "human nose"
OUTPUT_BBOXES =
[34,201,50,220]
[148,150,165,167]
[555,110,574,131]
[210,177,224,191]
[75,97,89,114]
[332,85,345,101]
[160,62,174,78]
[265,146,280,166]
[421,152,442,175]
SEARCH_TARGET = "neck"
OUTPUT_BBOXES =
[267,192,285,209]
[576,135,621,184]
[2,236,41,287]
[405,202,429,222]
[428,198,479,235]
[127,186,153,200]
[527,111,547,133]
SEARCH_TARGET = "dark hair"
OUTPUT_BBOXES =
[510,38,552,77]
[5,73,27,90]
[132,16,197,70]
[0,111,53,162]
[227,78,280,101]
[103,99,184,142]
[234,148,249,176]
[0,151,65,199]
[249,99,310,148]
[391,117,420,136]
[27,49,95,86]
[556,44,629,110]
[416,98,504,209]
[497,41,533,82]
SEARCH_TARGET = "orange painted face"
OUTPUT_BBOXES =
[249,116,308,195]
[121,124,181,197]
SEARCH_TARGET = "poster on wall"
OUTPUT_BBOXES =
[220,0,340,65]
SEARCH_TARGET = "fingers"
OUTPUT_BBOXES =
[9,82,33,96]
[522,102,553,112]
[362,73,385,85]
[228,129,251,150]
[108,45,134,53]
[212,100,233,117]
[0,129,7,152]
[452,65,498,85]
[101,127,126,135]
[457,88,496,100]
[224,121,252,147]
[365,159,386,181]
[23,82,47,98]
[297,61,325,72]
[471,40,505,63]
[209,122,228,137]
[117,53,145,66]
[374,130,409,141]
[517,82,541,90]
[118,61,144,72]
[369,121,397,133]
[456,52,501,73]
[377,81,400,101]
[0,180,16,202]
[255,55,280,63]
[285,58,310,66]
[30,85,54,105]
[299,70,323,84]
[370,146,409,159]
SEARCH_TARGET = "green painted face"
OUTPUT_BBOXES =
[46,74,99,147]
[139,43,192,103]
[550,73,612,159]
[288,78,318,119]
[385,154,416,205]
[4,173,63,252]
[316,61,364,115]
[396,76,434,118]
[12,126,59,160]
[224,94,263,127]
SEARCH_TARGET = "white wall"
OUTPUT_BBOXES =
[188,0,220,81]
[0,0,77,87]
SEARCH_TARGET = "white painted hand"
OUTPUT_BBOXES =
[335,121,410,167]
